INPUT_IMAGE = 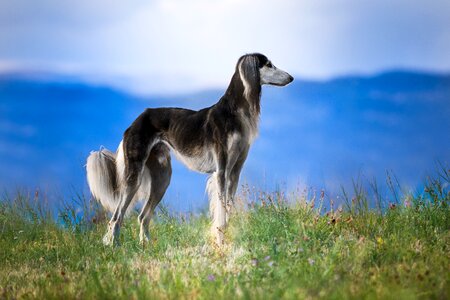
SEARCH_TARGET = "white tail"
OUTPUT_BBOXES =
[86,141,151,214]
[86,147,120,213]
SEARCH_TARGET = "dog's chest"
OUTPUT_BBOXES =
[236,109,259,144]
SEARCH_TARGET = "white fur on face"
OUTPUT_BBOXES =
[260,63,293,86]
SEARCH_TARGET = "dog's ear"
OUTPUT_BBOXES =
[238,55,261,101]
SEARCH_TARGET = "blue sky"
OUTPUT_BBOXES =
[1,0,450,93]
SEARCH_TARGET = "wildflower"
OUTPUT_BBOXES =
[264,255,271,261]
[389,203,397,210]
[251,258,258,267]
[404,200,411,208]
[307,258,315,266]
[207,274,215,281]
[327,217,337,225]
[267,261,274,267]
[376,237,384,246]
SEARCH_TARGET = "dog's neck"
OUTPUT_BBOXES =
[222,71,261,115]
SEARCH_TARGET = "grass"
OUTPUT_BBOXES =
[0,170,449,299]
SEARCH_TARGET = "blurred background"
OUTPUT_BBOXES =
[0,0,449,212]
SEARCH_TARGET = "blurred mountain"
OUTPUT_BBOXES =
[0,70,449,210]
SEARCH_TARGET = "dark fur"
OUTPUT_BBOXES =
[89,53,293,246]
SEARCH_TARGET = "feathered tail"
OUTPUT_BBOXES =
[86,141,151,214]
[86,145,120,213]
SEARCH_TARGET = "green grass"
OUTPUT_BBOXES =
[1,172,449,299]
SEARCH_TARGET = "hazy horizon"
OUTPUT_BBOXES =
[1,66,449,97]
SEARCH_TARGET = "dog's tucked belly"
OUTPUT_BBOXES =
[171,148,216,174]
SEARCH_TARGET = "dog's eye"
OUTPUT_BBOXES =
[266,62,273,68]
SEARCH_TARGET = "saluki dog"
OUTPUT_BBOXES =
[86,53,293,246]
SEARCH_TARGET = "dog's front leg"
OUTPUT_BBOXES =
[225,147,249,222]
[212,149,229,246]
[215,168,228,246]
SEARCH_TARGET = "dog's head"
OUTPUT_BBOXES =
[237,53,293,101]
[238,53,293,89]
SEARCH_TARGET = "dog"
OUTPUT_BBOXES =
[86,53,293,246]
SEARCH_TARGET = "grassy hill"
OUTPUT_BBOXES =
[1,169,449,299]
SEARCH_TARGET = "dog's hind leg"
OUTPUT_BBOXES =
[103,123,157,246]
[138,143,172,245]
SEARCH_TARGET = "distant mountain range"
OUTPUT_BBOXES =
[0,70,449,211]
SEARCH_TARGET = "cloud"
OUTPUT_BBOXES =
[0,0,147,28]
[0,0,449,93]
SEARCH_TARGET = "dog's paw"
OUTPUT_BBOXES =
[102,225,120,247]
[139,230,150,246]
[213,226,225,247]
[102,231,114,246]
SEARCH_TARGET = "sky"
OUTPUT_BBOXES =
[1,0,450,93]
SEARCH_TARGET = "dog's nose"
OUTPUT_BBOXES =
[288,75,294,83]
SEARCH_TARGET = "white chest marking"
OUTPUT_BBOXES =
[171,147,216,174]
